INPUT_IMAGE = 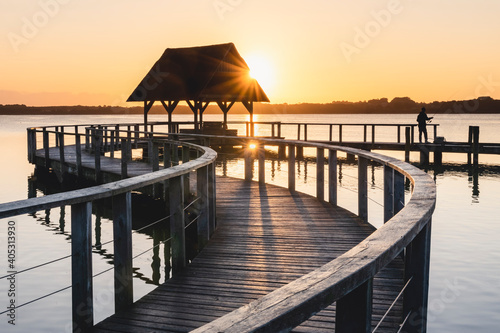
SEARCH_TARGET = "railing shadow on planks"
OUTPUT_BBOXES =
[4,123,434,333]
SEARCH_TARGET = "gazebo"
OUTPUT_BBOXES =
[127,43,269,136]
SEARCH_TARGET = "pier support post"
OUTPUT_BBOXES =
[472,126,480,168]
[358,156,368,223]
[316,148,324,201]
[296,146,304,159]
[384,165,394,223]
[113,192,133,312]
[170,176,186,274]
[244,145,253,181]
[258,144,265,185]
[71,201,93,332]
[336,279,373,333]
[419,149,429,166]
[328,149,337,206]
[288,144,296,192]
[403,219,432,333]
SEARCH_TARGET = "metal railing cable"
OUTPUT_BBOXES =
[0,284,73,315]
[0,254,72,280]
[372,276,413,333]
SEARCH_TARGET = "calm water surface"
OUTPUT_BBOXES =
[0,113,499,332]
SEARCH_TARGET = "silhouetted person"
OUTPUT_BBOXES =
[417,107,433,143]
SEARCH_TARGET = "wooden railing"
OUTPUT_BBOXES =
[8,123,434,332]
[186,136,436,333]
[4,125,218,332]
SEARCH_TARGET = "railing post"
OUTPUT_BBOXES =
[208,162,217,232]
[182,146,190,200]
[58,131,65,174]
[110,130,115,158]
[121,138,129,179]
[339,124,343,143]
[304,124,308,141]
[384,165,394,223]
[170,175,186,274]
[328,149,337,206]
[112,192,133,312]
[151,141,159,172]
[371,125,375,143]
[405,127,411,162]
[403,220,432,333]
[288,144,295,192]
[363,125,367,143]
[411,126,415,144]
[358,156,368,223]
[43,128,50,168]
[94,129,102,183]
[398,125,401,143]
[336,278,373,333]
[71,201,93,332]
[316,148,324,201]
[197,165,209,249]
[297,124,301,140]
[258,143,265,184]
[85,127,90,151]
[163,142,171,168]
[394,171,405,214]
[76,134,83,177]
[27,128,36,163]
[244,144,253,181]
[134,124,139,149]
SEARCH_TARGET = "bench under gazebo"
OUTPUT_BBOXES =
[127,43,269,136]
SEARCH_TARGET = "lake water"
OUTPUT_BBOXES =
[0,113,499,332]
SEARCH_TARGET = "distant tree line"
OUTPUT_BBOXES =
[1,96,499,115]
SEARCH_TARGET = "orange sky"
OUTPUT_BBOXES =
[1,0,499,106]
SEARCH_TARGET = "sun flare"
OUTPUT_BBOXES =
[245,54,275,93]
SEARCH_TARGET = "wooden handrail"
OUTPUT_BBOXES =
[18,123,435,332]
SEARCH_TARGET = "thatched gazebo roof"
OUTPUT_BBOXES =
[127,43,269,134]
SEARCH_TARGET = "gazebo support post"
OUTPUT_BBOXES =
[144,101,154,132]
[161,100,179,133]
[217,101,236,135]
[242,100,254,137]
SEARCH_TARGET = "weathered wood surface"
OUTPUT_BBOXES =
[93,177,404,333]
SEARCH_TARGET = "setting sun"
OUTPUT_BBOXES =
[244,54,275,94]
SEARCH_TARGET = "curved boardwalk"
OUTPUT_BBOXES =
[93,177,403,332]
[33,145,403,332]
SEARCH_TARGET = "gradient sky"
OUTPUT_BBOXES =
[1,0,499,106]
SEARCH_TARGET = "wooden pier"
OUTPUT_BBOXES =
[0,124,436,332]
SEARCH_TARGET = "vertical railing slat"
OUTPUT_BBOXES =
[112,192,133,312]
[403,220,432,333]
[288,144,295,192]
[170,176,185,274]
[384,165,394,222]
[316,148,324,201]
[71,201,93,331]
[358,156,368,223]
[197,165,209,249]
[336,278,373,333]
[328,149,337,206]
